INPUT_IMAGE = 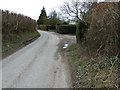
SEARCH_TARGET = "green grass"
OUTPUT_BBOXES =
[68,44,119,88]
[2,31,39,53]
[69,44,79,62]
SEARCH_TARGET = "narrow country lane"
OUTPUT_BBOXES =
[1,30,71,88]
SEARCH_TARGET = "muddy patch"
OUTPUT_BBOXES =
[55,33,76,88]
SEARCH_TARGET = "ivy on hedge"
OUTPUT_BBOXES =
[76,21,89,43]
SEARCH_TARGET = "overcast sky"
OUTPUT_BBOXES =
[0,0,65,20]
[0,0,119,20]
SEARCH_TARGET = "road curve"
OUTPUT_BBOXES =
[2,30,70,88]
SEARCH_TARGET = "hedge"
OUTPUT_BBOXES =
[76,21,89,43]
[2,10,37,34]
[56,25,76,34]
[46,25,56,30]
[37,25,56,31]
[2,10,39,53]
[37,25,47,30]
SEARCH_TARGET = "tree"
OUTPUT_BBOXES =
[46,10,62,26]
[60,0,92,22]
[37,6,47,25]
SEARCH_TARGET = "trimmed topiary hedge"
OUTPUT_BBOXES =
[56,25,76,34]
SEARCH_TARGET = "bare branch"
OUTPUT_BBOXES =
[60,0,92,22]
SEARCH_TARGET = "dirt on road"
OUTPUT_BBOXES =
[1,30,76,88]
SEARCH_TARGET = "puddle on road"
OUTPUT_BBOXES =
[62,44,69,49]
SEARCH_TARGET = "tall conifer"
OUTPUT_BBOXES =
[37,6,47,25]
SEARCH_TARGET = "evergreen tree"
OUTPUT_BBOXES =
[37,6,47,25]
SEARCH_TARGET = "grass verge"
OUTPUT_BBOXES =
[2,31,40,58]
[68,44,120,88]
